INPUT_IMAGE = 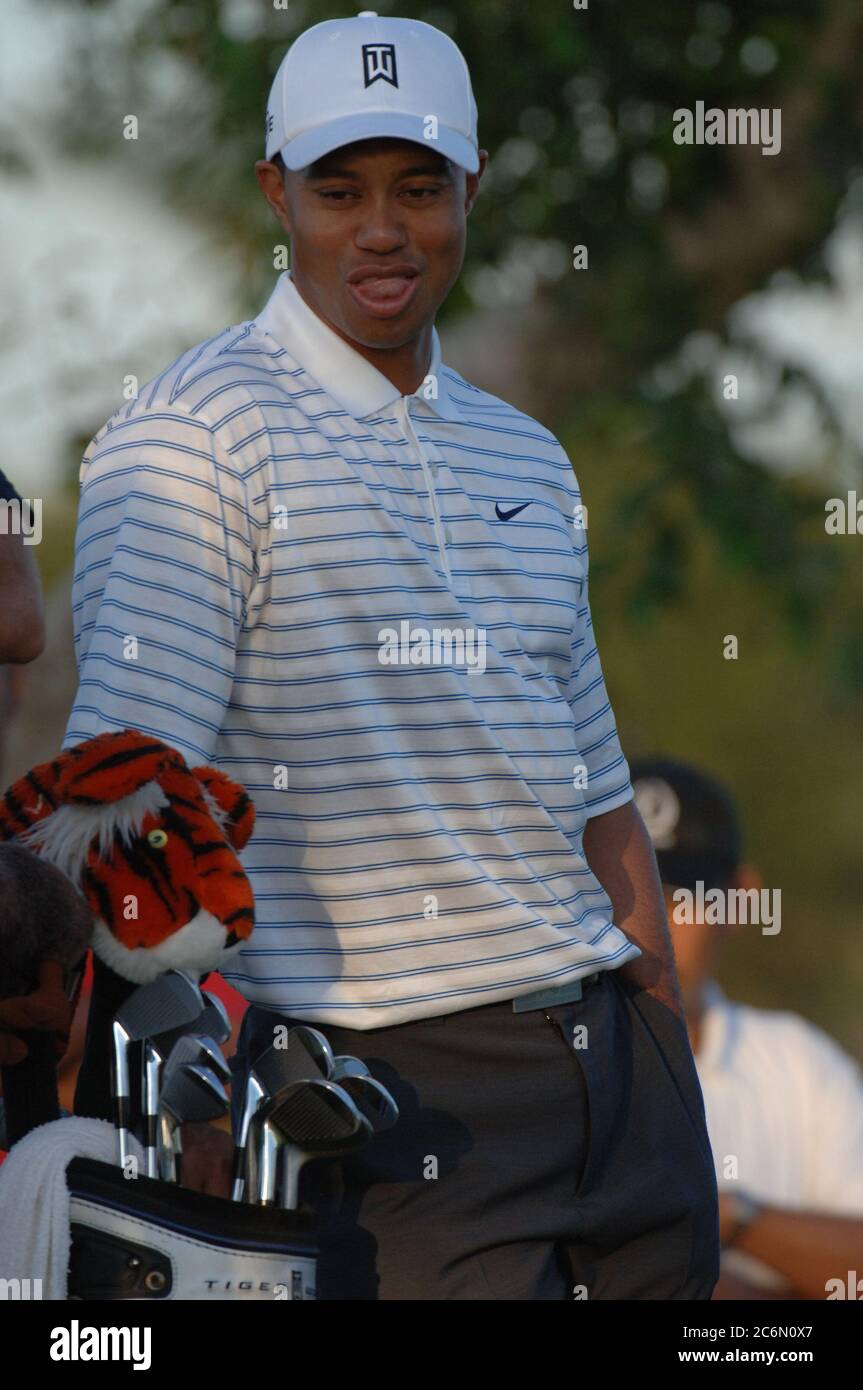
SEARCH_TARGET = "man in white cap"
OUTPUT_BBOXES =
[65,12,719,1299]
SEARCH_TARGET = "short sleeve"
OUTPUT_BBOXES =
[564,458,633,818]
[799,1022,863,1215]
[64,403,258,767]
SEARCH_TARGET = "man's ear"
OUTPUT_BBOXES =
[722,864,763,941]
[465,149,488,215]
[730,863,763,893]
[255,159,292,231]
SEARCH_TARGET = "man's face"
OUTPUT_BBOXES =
[256,137,486,351]
[664,887,722,1013]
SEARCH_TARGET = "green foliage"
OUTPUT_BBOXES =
[23,0,863,1039]
[57,0,863,691]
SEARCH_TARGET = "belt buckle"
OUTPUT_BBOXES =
[512,974,596,1013]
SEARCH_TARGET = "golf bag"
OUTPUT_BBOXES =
[67,1158,318,1300]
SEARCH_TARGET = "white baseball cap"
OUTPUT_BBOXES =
[265,11,479,175]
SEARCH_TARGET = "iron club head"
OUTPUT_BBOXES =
[111,970,203,1169]
[231,1027,333,1203]
[338,1074,399,1133]
[250,1078,365,1206]
[331,1055,370,1082]
[264,1078,373,1210]
[158,1062,229,1184]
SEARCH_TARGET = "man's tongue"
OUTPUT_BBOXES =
[355,275,411,301]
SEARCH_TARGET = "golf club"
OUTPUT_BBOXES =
[247,1079,337,1207]
[277,1076,398,1210]
[264,1078,372,1210]
[158,1062,229,1184]
[146,993,233,1060]
[248,1078,353,1206]
[230,1026,334,1202]
[290,1025,336,1079]
[232,1072,266,1203]
[141,1031,230,1178]
[331,1055,370,1082]
[199,991,232,1044]
[338,1073,399,1133]
[110,970,203,1168]
[162,1033,231,1086]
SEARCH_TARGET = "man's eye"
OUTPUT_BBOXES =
[319,189,355,201]
[403,186,440,199]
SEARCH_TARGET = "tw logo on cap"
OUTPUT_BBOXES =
[362,42,398,88]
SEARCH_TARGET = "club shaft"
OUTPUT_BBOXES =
[142,1043,161,1178]
[111,1025,132,1168]
[257,1120,280,1206]
[159,1112,177,1182]
[280,1144,305,1210]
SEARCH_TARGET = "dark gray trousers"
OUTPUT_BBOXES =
[232,968,720,1300]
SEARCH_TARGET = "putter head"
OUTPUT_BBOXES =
[339,1074,398,1132]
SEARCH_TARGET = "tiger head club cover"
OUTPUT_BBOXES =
[0,728,256,985]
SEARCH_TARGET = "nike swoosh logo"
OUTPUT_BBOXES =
[495,502,532,521]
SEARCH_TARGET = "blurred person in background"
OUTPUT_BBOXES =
[0,469,45,782]
[0,467,46,1149]
[632,757,863,1300]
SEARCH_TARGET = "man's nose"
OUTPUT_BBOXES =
[355,198,408,250]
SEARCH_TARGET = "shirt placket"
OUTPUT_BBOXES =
[394,396,453,586]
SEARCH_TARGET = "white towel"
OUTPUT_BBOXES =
[0,1117,144,1299]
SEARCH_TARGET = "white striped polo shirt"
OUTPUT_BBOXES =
[64,270,640,1026]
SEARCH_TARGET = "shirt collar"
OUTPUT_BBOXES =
[695,978,737,1072]
[254,272,463,423]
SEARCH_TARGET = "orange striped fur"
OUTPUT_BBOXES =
[0,730,256,984]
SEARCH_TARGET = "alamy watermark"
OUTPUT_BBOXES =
[671,881,781,935]
[825,491,863,535]
[0,497,42,545]
[378,620,487,674]
[0,1277,42,1299]
[49,1321,151,1370]
[673,101,781,156]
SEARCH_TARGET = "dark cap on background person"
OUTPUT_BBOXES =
[630,757,743,893]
